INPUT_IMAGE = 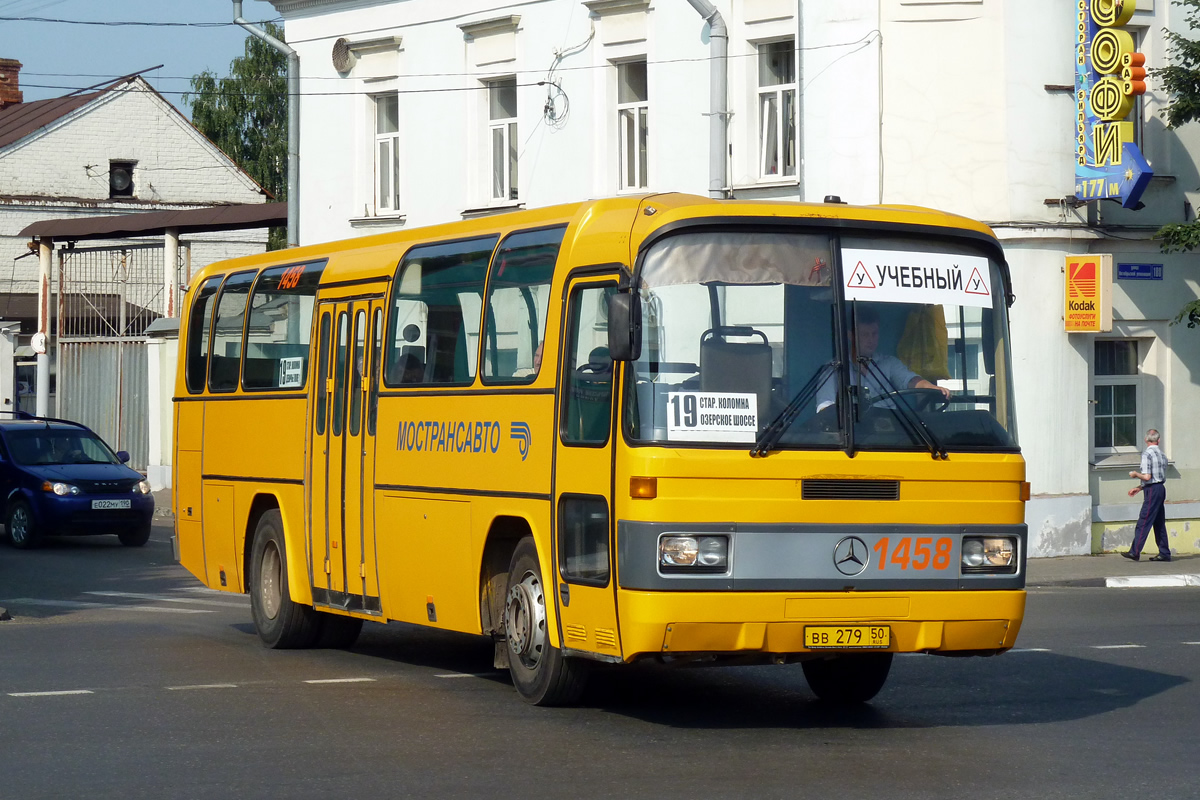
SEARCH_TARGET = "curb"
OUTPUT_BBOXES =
[1106,573,1200,588]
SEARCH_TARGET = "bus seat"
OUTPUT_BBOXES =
[699,328,772,424]
[569,346,613,441]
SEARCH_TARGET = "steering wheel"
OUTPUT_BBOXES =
[869,387,950,413]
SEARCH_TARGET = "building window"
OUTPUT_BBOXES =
[617,60,648,191]
[488,78,518,201]
[1094,340,1140,454]
[374,94,400,212]
[109,160,135,198]
[757,40,796,179]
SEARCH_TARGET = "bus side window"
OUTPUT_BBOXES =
[385,235,497,386]
[207,271,256,394]
[561,285,616,445]
[184,277,222,394]
[482,226,565,383]
[242,261,325,391]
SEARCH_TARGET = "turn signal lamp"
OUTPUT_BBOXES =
[630,476,657,499]
[1019,482,1031,501]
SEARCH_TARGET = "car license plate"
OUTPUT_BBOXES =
[91,499,131,510]
[804,625,891,649]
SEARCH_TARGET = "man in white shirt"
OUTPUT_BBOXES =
[1122,428,1171,562]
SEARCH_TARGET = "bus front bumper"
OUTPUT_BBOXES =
[615,589,1026,661]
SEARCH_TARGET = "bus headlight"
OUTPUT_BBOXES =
[660,535,729,572]
[961,536,1017,574]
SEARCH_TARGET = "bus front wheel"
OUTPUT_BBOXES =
[250,509,320,649]
[801,653,894,703]
[503,537,588,706]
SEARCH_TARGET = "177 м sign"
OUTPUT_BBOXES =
[1075,0,1152,208]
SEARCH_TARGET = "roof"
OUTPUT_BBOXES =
[19,202,287,241]
[0,89,104,150]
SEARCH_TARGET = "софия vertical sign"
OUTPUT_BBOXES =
[1075,0,1153,208]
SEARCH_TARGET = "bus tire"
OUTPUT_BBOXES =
[316,612,363,649]
[504,536,589,706]
[801,653,894,703]
[250,509,320,649]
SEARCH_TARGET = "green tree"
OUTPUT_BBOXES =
[1153,0,1200,326]
[185,22,288,250]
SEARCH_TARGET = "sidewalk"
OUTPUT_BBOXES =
[1025,553,1200,588]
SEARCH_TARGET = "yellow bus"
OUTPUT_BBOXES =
[173,193,1027,705]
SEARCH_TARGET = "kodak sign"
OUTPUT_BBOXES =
[1065,254,1113,332]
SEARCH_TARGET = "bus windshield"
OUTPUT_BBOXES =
[625,229,1017,453]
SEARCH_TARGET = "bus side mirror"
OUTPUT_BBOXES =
[607,292,641,362]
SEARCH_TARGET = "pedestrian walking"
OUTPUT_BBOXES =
[1122,428,1171,562]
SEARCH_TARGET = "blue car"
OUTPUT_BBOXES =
[0,415,155,549]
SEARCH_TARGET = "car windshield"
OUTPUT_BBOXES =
[624,229,1017,453]
[4,428,120,466]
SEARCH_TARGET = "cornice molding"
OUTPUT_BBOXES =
[582,0,651,16]
[457,15,521,38]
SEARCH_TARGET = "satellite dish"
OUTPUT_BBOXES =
[332,38,356,73]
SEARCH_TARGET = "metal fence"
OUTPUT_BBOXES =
[55,244,177,470]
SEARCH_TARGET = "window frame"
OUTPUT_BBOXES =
[487,77,518,202]
[756,38,798,181]
[374,93,401,213]
[184,276,223,395]
[1092,338,1143,458]
[206,270,258,394]
[240,260,326,394]
[616,59,649,192]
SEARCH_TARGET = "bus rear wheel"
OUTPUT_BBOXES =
[250,509,320,649]
[504,537,588,706]
[801,653,894,703]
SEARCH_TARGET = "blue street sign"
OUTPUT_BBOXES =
[1117,263,1163,280]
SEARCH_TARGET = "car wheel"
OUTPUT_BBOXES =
[504,536,589,706]
[6,499,39,550]
[249,509,320,649]
[118,523,151,547]
[801,653,894,703]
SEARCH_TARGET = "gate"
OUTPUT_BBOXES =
[56,244,179,471]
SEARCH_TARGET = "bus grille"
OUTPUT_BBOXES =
[802,479,900,500]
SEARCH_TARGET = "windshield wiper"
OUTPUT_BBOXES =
[858,358,948,460]
[750,361,838,457]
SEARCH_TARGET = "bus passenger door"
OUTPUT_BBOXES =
[552,278,622,660]
[343,300,386,614]
[309,297,385,613]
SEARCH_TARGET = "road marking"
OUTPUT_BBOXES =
[1011,648,1051,653]
[2,598,211,614]
[1184,642,1200,646]
[1092,644,1145,649]
[8,690,94,697]
[84,591,246,608]
[303,678,376,684]
[167,684,239,691]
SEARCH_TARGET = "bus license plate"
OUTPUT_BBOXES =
[91,499,131,510]
[804,625,890,649]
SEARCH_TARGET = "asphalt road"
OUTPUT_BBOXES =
[1,522,1198,800]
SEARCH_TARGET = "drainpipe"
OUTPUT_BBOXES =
[233,0,299,247]
[685,0,728,199]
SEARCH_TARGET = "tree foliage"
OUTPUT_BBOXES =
[1150,0,1200,326]
[185,22,287,249]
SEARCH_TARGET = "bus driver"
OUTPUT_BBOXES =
[816,305,950,412]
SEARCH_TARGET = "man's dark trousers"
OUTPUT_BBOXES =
[1130,482,1169,559]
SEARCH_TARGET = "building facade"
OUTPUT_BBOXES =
[269,0,1200,557]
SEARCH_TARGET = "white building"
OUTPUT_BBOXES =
[268,0,1200,557]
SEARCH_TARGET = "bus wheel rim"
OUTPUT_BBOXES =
[261,540,282,620]
[505,571,546,669]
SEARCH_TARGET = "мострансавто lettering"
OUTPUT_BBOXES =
[397,420,501,453]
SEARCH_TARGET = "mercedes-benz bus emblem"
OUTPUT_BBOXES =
[833,536,869,576]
